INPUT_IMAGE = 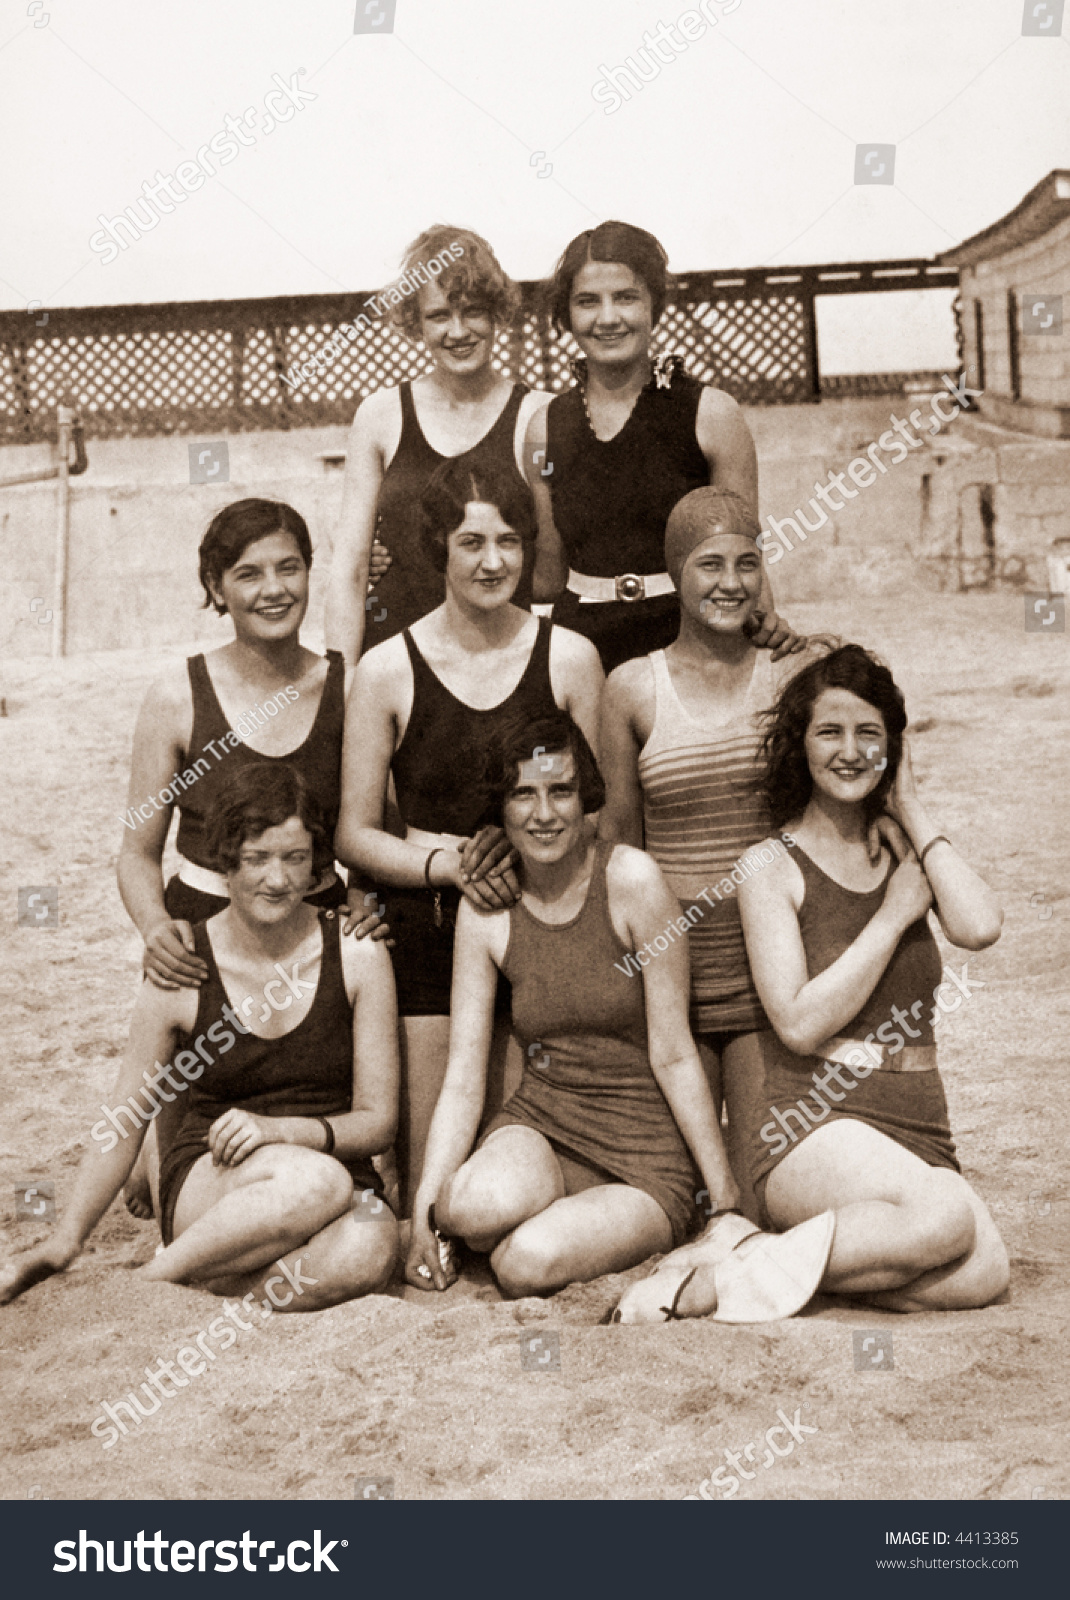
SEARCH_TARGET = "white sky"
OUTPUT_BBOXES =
[2,0,1068,369]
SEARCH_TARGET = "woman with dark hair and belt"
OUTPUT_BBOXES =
[326,226,553,664]
[619,644,1009,1319]
[525,220,801,674]
[335,455,603,1215]
[1,764,399,1314]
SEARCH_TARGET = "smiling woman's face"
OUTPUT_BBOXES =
[213,530,309,638]
[502,746,586,866]
[568,260,653,368]
[417,278,494,375]
[445,500,523,609]
[679,533,763,633]
[804,688,888,807]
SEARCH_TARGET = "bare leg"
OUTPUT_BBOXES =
[438,1125,673,1297]
[765,1119,1009,1308]
[437,1126,565,1251]
[718,1031,764,1225]
[123,1120,157,1219]
[491,1186,672,1297]
[141,1145,353,1285]
[396,1015,451,1219]
[203,1196,399,1312]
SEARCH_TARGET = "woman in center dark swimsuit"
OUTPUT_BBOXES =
[335,455,603,1215]
[326,226,553,664]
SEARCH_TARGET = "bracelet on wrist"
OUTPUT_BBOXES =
[312,1115,335,1156]
[919,834,951,869]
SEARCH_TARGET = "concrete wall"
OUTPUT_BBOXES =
[3,395,1067,656]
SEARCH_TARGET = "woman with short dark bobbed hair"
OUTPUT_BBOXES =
[525,220,802,674]
[326,225,553,664]
[118,498,372,993]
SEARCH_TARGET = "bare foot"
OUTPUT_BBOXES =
[123,1160,154,1220]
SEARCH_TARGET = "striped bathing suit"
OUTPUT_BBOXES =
[638,648,804,1034]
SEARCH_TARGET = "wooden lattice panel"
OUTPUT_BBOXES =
[0,260,956,444]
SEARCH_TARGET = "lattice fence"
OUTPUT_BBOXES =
[0,259,957,445]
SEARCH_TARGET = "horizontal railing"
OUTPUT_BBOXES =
[0,259,959,444]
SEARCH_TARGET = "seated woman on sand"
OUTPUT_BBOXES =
[0,764,398,1311]
[404,707,742,1297]
[615,644,1009,1321]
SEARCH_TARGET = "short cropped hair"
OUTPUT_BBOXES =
[205,763,333,880]
[760,644,907,828]
[199,499,312,615]
[547,221,670,334]
[418,455,537,574]
[480,708,605,826]
[391,226,521,340]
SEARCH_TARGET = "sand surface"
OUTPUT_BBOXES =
[1,592,1067,1501]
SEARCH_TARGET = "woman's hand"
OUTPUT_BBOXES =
[207,1108,280,1168]
[460,827,521,908]
[143,919,208,990]
[339,901,394,948]
[884,734,921,827]
[882,852,934,933]
[404,1209,457,1291]
[0,1237,80,1305]
[745,608,807,661]
[867,811,912,867]
[367,539,392,587]
[444,843,520,913]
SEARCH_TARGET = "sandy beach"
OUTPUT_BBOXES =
[1,590,1067,1502]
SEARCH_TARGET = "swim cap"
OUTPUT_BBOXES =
[664,488,761,588]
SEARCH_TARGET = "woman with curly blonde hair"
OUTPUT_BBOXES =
[326,225,552,663]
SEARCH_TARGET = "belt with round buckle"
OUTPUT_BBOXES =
[615,573,645,602]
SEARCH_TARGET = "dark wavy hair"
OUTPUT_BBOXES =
[479,708,605,826]
[199,498,312,615]
[547,221,670,334]
[205,763,333,880]
[418,455,537,574]
[760,644,907,828]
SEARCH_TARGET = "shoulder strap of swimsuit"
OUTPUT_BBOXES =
[187,652,228,743]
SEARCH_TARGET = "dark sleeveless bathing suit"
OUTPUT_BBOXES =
[363,380,532,654]
[546,362,709,674]
[385,616,559,1016]
[749,844,959,1219]
[481,840,700,1246]
[164,651,347,925]
[155,910,384,1245]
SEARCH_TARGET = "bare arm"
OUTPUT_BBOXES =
[0,984,190,1302]
[696,385,787,626]
[407,903,504,1286]
[739,841,934,1056]
[886,741,1003,950]
[116,670,208,990]
[596,660,650,847]
[610,848,738,1212]
[324,397,389,666]
[523,404,568,602]
[547,625,604,762]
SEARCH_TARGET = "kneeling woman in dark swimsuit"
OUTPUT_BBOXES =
[729,645,1009,1312]
[0,765,398,1310]
[405,710,739,1297]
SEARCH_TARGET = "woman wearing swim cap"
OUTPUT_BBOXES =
[598,487,825,1215]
